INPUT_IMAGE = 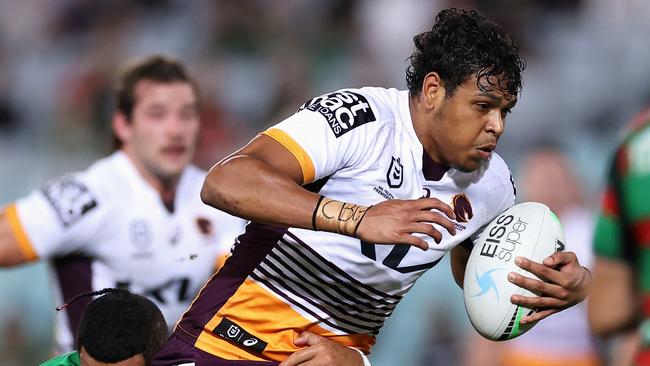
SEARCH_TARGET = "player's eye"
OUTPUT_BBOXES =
[476,102,491,111]
[146,106,167,120]
[180,106,198,121]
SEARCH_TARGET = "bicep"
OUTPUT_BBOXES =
[227,134,306,184]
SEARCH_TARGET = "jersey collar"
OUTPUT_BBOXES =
[398,90,449,182]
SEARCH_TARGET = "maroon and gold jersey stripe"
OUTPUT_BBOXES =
[193,279,374,361]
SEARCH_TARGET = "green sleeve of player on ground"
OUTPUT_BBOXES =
[39,351,80,366]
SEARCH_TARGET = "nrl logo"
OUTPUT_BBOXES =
[387,156,403,188]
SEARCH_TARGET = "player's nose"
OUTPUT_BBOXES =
[166,116,187,136]
[486,111,504,137]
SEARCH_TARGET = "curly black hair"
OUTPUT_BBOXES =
[406,8,526,98]
[68,288,168,365]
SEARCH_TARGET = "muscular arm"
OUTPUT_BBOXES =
[0,208,30,266]
[588,257,638,337]
[201,134,456,247]
[201,134,319,229]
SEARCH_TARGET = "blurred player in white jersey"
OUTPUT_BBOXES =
[462,148,602,366]
[154,9,591,366]
[0,55,246,353]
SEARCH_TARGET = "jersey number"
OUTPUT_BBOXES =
[359,187,442,273]
[117,277,191,304]
[360,241,441,274]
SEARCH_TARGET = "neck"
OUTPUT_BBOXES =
[409,96,443,164]
[121,149,180,197]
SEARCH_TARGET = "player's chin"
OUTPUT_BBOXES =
[454,157,484,173]
[159,158,189,177]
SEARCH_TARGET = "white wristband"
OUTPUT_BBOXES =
[349,347,372,366]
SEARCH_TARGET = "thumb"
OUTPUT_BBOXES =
[293,331,326,347]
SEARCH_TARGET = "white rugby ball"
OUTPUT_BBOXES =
[463,202,565,341]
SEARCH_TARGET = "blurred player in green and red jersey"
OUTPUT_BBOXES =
[590,108,650,366]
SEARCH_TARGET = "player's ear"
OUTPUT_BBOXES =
[112,112,132,145]
[421,72,445,110]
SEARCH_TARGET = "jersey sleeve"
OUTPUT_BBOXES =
[261,90,379,183]
[9,173,108,259]
[593,148,631,261]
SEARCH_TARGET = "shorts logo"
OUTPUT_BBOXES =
[300,91,376,137]
[42,176,98,227]
[227,325,241,338]
[387,156,404,188]
[213,317,268,353]
[452,193,473,223]
[556,239,565,252]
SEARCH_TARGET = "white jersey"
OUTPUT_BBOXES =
[175,87,516,361]
[8,152,246,352]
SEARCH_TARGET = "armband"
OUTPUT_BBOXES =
[312,195,370,237]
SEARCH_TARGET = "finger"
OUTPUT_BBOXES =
[508,272,571,300]
[279,347,318,366]
[514,256,564,285]
[294,331,325,347]
[411,211,456,235]
[396,233,430,250]
[520,309,557,324]
[543,251,578,267]
[402,223,442,243]
[414,198,455,220]
[510,293,567,310]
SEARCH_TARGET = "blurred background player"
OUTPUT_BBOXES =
[0,55,246,353]
[590,108,650,366]
[461,147,602,366]
[41,288,168,366]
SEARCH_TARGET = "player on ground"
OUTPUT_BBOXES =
[41,288,168,366]
[153,9,591,366]
[0,55,246,353]
[590,108,650,366]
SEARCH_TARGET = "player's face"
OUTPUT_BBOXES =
[429,76,516,172]
[123,80,199,182]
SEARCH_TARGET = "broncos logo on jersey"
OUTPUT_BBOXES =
[453,193,473,223]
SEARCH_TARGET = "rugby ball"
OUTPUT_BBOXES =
[463,202,565,341]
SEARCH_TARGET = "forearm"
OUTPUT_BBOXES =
[588,258,638,337]
[589,304,639,338]
[201,154,321,229]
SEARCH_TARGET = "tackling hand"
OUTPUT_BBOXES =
[279,331,365,366]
